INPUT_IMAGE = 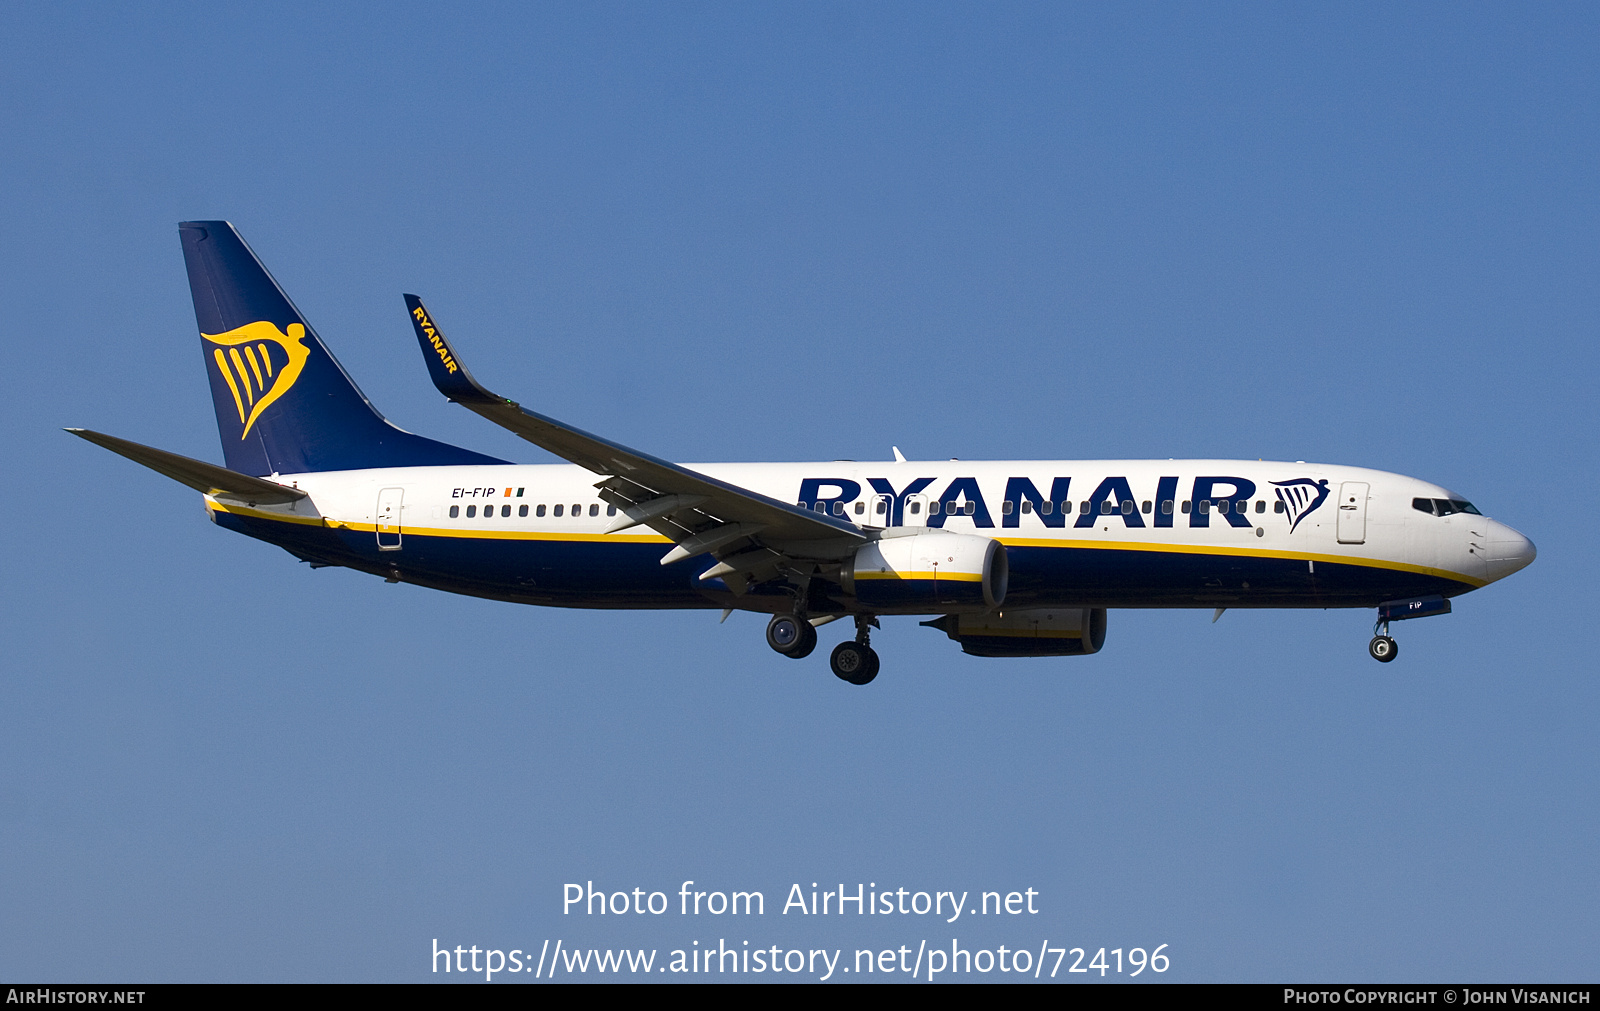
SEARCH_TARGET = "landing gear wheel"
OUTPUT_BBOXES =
[830,641,880,685]
[767,615,816,658]
[1368,635,1398,663]
[792,622,817,658]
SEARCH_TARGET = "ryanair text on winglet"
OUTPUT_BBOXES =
[412,306,458,374]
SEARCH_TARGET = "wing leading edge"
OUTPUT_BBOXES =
[403,295,865,591]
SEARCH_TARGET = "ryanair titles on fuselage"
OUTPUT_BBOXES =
[793,472,1329,531]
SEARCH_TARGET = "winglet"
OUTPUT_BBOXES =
[403,294,502,407]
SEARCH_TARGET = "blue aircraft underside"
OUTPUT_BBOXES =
[215,511,1475,612]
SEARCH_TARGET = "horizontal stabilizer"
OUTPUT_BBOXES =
[66,429,307,505]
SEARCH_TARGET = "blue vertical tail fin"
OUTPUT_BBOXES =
[179,221,505,475]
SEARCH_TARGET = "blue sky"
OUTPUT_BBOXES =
[2,2,1595,982]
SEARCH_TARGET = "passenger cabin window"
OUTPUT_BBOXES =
[929,502,939,515]
[832,502,844,516]
[607,505,617,516]
[1142,500,1152,513]
[1080,501,1091,515]
[1161,500,1173,514]
[449,505,460,518]
[1001,501,1014,515]
[964,502,976,515]
[854,502,865,515]
[502,505,511,517]
[1275,501,1285,513]
[466,505,477,517]
[1121,500,1134,515]
[1181,500,1191,513]
[571,504,580,516]
[589,503,599,517]
[536,504,546,517]
[553,504,563,517]
[1255,500,1266,513]
[519,505,529,517]
[909,501,921,515]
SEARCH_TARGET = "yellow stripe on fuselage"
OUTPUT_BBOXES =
[206,501,1483,587]
[208,500,671,542]
[996,536,1486,588]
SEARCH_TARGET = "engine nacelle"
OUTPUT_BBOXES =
[842,531,1007,611]
[923,607,1107,657]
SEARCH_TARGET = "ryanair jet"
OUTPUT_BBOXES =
[70,222,1537,684]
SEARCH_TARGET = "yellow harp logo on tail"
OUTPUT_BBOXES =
[203,321,312,439]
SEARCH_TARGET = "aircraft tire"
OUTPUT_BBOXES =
[1368,635,1398,663]
[791,622,818,659]
[767,614,807,656]
[830,642,878,684]
[855,647,880,685]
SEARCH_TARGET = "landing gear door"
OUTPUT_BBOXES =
[1336,481,1368,544]
[377,487,404,551]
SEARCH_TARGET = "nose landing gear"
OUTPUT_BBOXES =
[1368,614,1399,662]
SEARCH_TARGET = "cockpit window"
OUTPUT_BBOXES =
[1418,497,1482,516]
[1434,499,1481,516]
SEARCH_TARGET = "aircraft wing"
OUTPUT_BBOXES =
[404,296,865,585]
[66,429,307,505]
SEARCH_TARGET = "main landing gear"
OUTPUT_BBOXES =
[829,615,880,686]
[764,612,880,684]
[766,614,817,659]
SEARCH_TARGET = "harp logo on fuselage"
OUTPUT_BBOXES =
[203,321,311,439]
[1271,478,1331,533]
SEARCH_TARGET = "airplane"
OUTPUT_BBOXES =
[69,221,1537,685]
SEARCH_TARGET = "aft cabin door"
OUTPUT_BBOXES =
[376,487,404,551]
[1336,482,1368,544]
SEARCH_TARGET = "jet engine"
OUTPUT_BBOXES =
[922,607,1107,657]
[841,531,1007,612]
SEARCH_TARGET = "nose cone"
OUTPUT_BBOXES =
[1484,520,1537,582]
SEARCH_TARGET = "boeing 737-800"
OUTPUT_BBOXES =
[70,222,1537,684]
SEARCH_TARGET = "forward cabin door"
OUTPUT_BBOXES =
[1336,481,1369,544]
[865,493,893,529]
[376,487,404,551]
